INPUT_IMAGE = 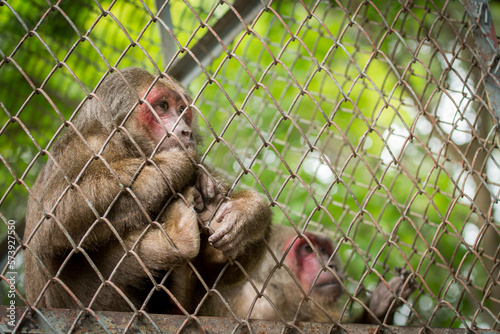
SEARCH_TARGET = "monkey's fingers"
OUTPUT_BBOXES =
[193,191,205,212]
[369,276,413,321]
[208,217,236,248]
[213,203,232,225]
[197,173,218,200]
[209,215,247,253]
[210,231,239,252]
[368,281,395,320]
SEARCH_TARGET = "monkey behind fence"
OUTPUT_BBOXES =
[202,224,415,324]
[24,67,272,313]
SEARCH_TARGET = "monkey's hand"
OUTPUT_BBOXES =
[196,171,224,202]
[195,194,225,226]
[368,269,416,322]
[207,191,271,260]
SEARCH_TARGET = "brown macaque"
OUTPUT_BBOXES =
[24,67,272,313]
[201,225,343,321]
[203,225,415,324]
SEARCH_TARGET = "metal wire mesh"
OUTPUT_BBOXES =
[1,0,499,332]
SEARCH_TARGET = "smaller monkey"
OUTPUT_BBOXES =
[201,225,344,322]
[203,225,415,324]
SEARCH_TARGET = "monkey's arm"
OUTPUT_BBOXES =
[105,147,198,222]
[33,139,197,252]
[103,187,202,280]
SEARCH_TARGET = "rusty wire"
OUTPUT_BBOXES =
[1,0,500,333]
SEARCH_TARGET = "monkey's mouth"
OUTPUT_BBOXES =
[315,282,343,293]
[181,137,196,149]
[161,136,195,150]
[179,141,195,150]
[313,282,344,301]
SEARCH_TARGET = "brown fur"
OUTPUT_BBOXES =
[201,225,344,321]
[202,225,415,324]
[24,67,272,313]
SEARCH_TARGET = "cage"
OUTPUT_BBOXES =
[0,0,499,332]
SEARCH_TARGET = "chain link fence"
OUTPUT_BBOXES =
[1,0,499,332]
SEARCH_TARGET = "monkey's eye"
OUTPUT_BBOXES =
[179,106,186,113]
[302,244,314,254]
[158,101,169,110]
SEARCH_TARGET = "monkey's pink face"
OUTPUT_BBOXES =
[285,234,343,301]
[138,84,195,150]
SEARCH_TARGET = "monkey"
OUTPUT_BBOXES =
[201,224,343,321]
[202,225,415,324]
[23,67,272,313]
